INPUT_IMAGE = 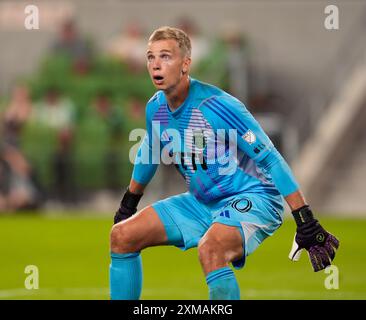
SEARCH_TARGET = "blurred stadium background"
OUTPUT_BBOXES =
[0,0,365,299]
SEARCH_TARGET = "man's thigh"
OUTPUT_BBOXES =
[152,192,212,250]
[209,193,284,269]
[111,205,169,252]
[199,222,244,268]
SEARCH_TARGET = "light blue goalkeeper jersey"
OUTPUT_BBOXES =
[132,78,299,203]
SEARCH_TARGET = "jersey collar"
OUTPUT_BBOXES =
[165,77,195,119]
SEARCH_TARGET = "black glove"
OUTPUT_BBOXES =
[113,188,143,224]
[289,205,339,272]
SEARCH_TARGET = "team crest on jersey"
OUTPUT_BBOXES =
[192,129,207,150]
[242,130,256,145]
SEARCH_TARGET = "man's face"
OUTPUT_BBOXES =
[146,39,190,92]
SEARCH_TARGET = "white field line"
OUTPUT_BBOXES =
[0,288,108,299]
[0,288,362,299]
[0,288,201,299]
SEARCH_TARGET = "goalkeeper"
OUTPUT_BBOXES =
[109,26,339,300]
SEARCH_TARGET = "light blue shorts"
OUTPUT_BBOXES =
[152,191,284,269]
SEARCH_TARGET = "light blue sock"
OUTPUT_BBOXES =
[206,266,240,300]
[110,252,142,300]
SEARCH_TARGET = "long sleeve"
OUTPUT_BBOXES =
[201,95,299,197]
[131,103,159,185]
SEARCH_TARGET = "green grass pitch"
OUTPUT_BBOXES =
[0,214,365,300]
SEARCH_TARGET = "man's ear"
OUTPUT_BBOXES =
[182,57,191,74]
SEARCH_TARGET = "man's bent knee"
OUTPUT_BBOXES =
[198,226,244,274]
[110,223,139,254]
[198,237,224,270]
[110,206,169,254]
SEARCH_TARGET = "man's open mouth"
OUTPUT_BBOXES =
[153,75,164,81]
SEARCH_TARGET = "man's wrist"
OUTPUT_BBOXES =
[292,205,315,226]
[120,187,143,210]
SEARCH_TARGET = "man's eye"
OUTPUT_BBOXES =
[162,55,170,60]
[147,56,154,61]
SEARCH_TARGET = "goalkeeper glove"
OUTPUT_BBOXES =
[113,188,143,225]
[288,205,339,272]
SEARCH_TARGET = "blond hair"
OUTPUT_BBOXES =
[148,26,191,58]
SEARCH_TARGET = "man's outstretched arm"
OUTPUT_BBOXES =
[201,96,340,272]
[255,139,340,272]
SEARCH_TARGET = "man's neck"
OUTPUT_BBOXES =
[165,76,190,111]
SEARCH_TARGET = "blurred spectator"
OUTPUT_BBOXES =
[220,27,249,102]
[90,91,125,190]
[124,96,145,130]
[1,84,32,147]
[0,84,44,212]
[105,22,146,73]
[32,86,75,131]
[51,19,93,75]
[0,144,43,212]
[32,87,76,203]
[92,91,124,137]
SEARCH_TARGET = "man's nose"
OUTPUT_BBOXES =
[152,59,161,70]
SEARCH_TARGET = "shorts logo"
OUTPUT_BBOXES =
[219,210,231,218]
[232,198,252,213]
